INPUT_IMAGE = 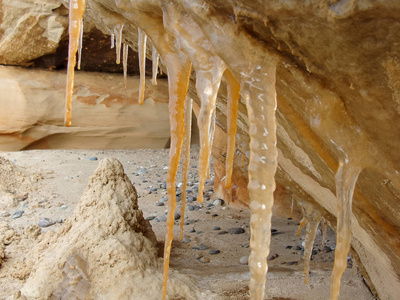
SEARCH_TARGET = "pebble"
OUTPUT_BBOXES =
[206,203,213,208]
[209,249,220,255]
[196,231,203,234]
[38,218,56,228]
[138,169,147,175]
[213,199,224,206]
[150,188,158,192]
[188,205,195,211]
[187,196,196,202]
[199,257,210,264]
[239,256,249,265]
[189,228,196,233]
[285,245,293,249]
[174,212,180,220]
[89,157,98,161]
[182,237,191,244]
[267,253,279,261]
[60,205,68,210]
[1,212,10,217]
[293,246,302,251]
[56,219,63,224]
[212,214,218,217]
[162,181,167,189]
[192,243,209,250]
[155,202,165,206]
[145,216,156,221]
[205,211,210,215]
[185,219,198,225]
[160,196,168,202]
[286,261,298,266]
[157,215,167,222]
[312,249,318,256]
[213,226,221,231]
[12,210,24,219]
[195,253,203,259]
[228,227,245,234]
[330,245,336,251]
[323,246,331,253]
[218,231,228,235]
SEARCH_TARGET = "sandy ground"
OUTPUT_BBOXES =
[0,146,374,299]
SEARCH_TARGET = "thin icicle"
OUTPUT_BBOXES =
[290,197,294,219]
[224,69,240,188]
[180,97,193,240]
[114,24,124,64]
[110,31,115,49]
[123,43,129,88]
[77,19,84,70]
[64,0,85,127]
[138,28,147,104]
[152,45,159,85]
[330,159,362,300]
[303,218,321,283]
[206,108,216,179]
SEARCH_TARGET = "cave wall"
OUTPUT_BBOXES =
[1,0,400,299]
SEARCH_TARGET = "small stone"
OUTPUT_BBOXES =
[293,246,302,251]
[286,261,298,266]
[138,169,147,175]
[60,205,68,210]
[155,202,165,206]
[218,231,228,235]
[213,199,224,206]
[199,257,210,264]
[89,157,98,161]
[160,196,168,202]
[267,253,279,261]
[196,231,203,234]
[38,218,56,228]
[196,243,209,250]
[285,245,293,249]
[150,187,158,192]
[189,228,196,233]
[142,180,148,183]
[330,245,336,251]
[240,256,249,265]
[323,246,331,253]
[209,249,220,255]
[157,215,167,222]
[206,203,213,208]
[213,226,221,231]
[195,253,203,259]
[241,243,250,248]
[187,196,196,202]
[182,237,191,244]
[228,227,245,234]
[1,212,10,217]
[174,212,180,220]
[56,219,63,224]
[188,205,195,211]
[312,249,318,256]
[145,216,156,221]
[212,214,218,217]
[12,210,24,219]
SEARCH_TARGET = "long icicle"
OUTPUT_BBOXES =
[330,159,362,299]
[196,60,226,204]
[180,97,193,240]
[77,20,84,70]
[115,24,124,64]
[152,45,160,86]
[223,69,240,188]
[123,43,129,88]
[162,55,192,300]
[64,0,85,127]
[303,212,322,284]
[241,63,278,300]
[138,28,147,105]
[110,30,115,48]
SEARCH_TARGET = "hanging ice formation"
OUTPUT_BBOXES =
[77,20,84,70]
[64,0,85,127]
[63,1,369,300]
[138,28,147,104]
[123,44,129,88]
[152,45,160,85]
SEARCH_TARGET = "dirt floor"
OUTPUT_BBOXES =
[0,146,375,299]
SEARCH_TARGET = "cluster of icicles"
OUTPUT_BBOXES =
[64,1,360,299]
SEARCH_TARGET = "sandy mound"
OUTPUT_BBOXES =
[20,158,208,300]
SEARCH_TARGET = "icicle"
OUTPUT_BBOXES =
[110,30,115,49]
[138,28,147,105]
[179,97,193,240]
[64,0,85,127]
[303,217,321,284]
[297,216,309,236]
[290,197,294,219]
[114,24,124,64]
[123,43,129,88]
[162,55,192,300]
[196,60,226,203]
[223,69,240,188]
[206,108,216,180]
[330,159,362,300]
[77,20,84,70]
[321,218,328,248]
[241,64,278,300]
[152,45,159,86]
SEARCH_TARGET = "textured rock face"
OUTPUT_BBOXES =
[0,66,171,150]
[2,0,400,299]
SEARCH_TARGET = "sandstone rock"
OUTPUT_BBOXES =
[0,66,171,150]
[21,158,206,299]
